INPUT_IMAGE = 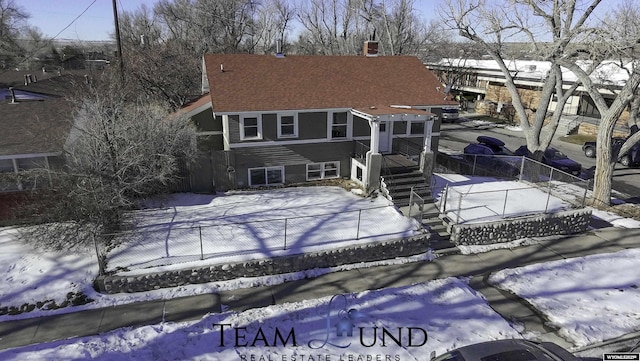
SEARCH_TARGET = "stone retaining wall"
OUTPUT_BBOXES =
[449,208,591,245]
[94,235,430,294]
[577,122,629,138]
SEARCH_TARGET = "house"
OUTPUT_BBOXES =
[183,42,457,193]
[426,58,633,136]
[0,71,80,220]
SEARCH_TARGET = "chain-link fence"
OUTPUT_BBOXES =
[99,204,414,274]
[435,154,590,225]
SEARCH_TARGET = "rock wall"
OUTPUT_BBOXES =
[449,208,591,245]
[95,235,430,294]
[577,122,629,138]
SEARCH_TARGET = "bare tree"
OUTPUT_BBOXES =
[295,0,369,55]
[119,5,201,109]
[440,0,596,159]
[253,0,295,54]
[20,72,197,252]
[556,1,640,206]
[0,0,52,70]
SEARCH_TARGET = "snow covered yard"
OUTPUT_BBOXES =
[434,174,583,224]
[490,248,640,347]
[0,186,420,321]
[107,186,420,273]
[2,177,640,360]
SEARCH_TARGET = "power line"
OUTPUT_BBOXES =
[49,0,99,41]
[1,0,100,75]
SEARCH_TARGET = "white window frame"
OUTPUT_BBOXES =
[329,111,351,140]
[306,161,340,181]
[277,113,298,139]
[240,114,263,140]
[248,166,284,187]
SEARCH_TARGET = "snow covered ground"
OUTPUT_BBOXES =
[108,186,419,273]
[1,176,640,360]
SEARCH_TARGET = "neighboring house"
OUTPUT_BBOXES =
[427,58,633,136]
[182,42,457,192]
[0,71,78,194]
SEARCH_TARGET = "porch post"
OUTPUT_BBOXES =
[369,119,380,154]
[365,119,381,191]
[420,118,435,184]
[365,151,382,191]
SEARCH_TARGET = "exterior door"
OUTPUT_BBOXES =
[378,121,391,153]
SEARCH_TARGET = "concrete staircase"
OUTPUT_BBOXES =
[381,166,459,255]
[557,115,582,136]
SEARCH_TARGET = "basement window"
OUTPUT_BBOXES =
[249,166,284,187]
[306,161,340,181]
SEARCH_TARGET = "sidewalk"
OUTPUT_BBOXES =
[1,227,640,351]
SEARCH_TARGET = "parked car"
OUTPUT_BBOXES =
[515,146,582,176]
[441,107,460,123]
[463,136,520,177]
[430,339,600,361]
[582,137,640,167]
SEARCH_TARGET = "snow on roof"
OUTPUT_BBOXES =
[435,58,635,87]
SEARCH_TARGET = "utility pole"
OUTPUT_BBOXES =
[112,0,124,81]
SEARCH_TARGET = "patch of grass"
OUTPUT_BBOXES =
[559,133,596,145]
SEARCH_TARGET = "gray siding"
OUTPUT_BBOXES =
[298,112,327,140]
[193,111,220,132]
[229,142,353,188]
[262,113,277,140]
[228,112,329,144]
[228,115,241,143]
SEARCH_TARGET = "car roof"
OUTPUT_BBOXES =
[477,136,505,147]
[452,339,576,360]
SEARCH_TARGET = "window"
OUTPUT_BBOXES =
[249,166,284,187]
[307,162,340,180]
[410,121,424,135]
[278,113,298,138]
[240,114,262,140]
[331,112,348,139]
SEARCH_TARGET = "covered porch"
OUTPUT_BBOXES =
[349,105,437,191]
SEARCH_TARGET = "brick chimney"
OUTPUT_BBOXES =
[364,30,378,57]
[364,40,378,57]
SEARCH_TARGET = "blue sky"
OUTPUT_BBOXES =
[20,0,439,42]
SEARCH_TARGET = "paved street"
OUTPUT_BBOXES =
[438,116,640,199]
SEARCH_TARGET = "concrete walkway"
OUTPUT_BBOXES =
[1,227,639,351]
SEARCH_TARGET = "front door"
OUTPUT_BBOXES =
[378,121,391,153]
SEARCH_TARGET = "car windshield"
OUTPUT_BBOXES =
[442,108,459,113]
[544,148,567,160]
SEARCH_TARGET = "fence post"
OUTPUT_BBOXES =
[408,186,414,218]
[93,233,105,276]
[456,192,463,224]
[545,168,553,213]
[581,178,590,207]
[199,226,204,260]
[440,184,449,214]
[502,189,509,217]
[472,155,477,176]
[283,218,288,250]
[356,209,362,240]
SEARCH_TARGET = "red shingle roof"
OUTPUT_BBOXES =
[204,54,455,113]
